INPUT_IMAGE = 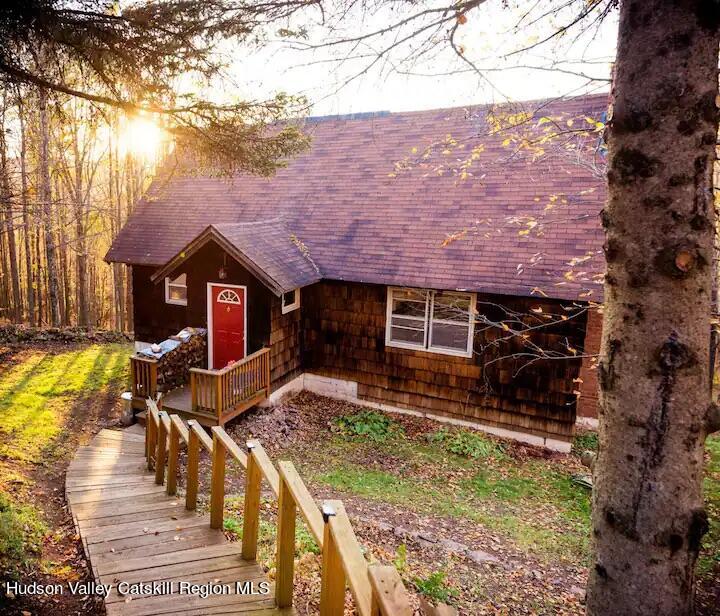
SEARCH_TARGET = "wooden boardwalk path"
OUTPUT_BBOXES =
[65,426,288,616]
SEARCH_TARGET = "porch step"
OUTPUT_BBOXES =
[124,423,146,437]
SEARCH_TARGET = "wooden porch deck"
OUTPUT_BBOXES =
[131,347,271,426]
[161,384,267,427]
[65,427,289,616]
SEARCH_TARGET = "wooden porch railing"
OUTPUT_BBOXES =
[190,347,271,421]
[130,355,158,405]
[145,400,413,616]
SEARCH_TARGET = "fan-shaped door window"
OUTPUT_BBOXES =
[217,289,242,305]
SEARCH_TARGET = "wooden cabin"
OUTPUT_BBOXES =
[107,95,608,451]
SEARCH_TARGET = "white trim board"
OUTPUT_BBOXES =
[281,288,300,314]
[262,372,572,453]
[207,282,248,370]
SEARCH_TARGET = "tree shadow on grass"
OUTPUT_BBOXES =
[37,344,130,464]
[0,352,84,463]
[0,344,130,465]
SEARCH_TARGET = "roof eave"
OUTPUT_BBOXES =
[149,226,287,296]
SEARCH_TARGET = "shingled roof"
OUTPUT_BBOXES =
[150,221,321,296]
[106,94,608,301]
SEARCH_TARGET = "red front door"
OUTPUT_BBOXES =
[210,284,246,369]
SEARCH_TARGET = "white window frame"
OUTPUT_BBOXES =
[384,287,429,352]
[165,273,187,306]
[385,287,476,358]
[281,288,300,314]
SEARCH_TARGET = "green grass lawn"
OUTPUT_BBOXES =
[0,344,129,463]
[286,408,720,572]
[302,434,593,563]
[0,343,130,576]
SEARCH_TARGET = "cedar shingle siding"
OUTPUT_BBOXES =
[302,281,585,440]
[270,297,303,389]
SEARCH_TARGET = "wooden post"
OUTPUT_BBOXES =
[146,411,156,470]
[275,473,297,608]
[210,430,226,529]
[242,443,262,561]
[190,372,198,412]
[149,361,158,399]
[265,348,271,397]
[155,411,167,485]
[186,422,200,511]
[167,419,179,496]
[319,503,345,616]
[216,375,223,423]
[131,358,137,397]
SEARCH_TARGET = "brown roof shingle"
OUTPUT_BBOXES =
[106,94,608,301]
[149,220,322,295]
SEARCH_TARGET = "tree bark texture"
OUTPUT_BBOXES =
[38,88,60,326]
[18,97,35,324]
[0,106,22,321]
[587,2,719,615]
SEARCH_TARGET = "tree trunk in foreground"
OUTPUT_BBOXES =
[587,2,719,615]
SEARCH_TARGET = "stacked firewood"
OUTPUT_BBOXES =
[156,331,207,392]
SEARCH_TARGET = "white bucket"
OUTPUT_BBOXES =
[120,391,134,426]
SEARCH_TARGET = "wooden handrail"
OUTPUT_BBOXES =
[190,347,271,420]
[278,461,325,545]
[247,439,279,498]
[155,411,169,485]
[143,416,412,615]
[130,355,158,401]
[327,502,374,616]
[190,347,270,377]
[212,426,248,467]
[369,566,414,616]
[167,415,188,496]
[146,400,161,471]
[170,414,189,444]
[185,420,209,511]
[190,419,213,452]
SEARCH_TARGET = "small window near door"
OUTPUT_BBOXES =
[281,288,300,314]
[165,273,187,306]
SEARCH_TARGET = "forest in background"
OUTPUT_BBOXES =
[0,85,161,331]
